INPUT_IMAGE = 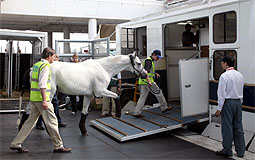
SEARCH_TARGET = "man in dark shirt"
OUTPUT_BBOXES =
[182,23,195,47]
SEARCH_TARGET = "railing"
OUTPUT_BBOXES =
[55,37,110,59]
[164,0,208,8]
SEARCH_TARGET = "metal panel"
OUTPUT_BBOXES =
[179,58,209,117]
[91,105,209,142]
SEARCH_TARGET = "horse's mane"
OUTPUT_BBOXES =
[95,55,130,65]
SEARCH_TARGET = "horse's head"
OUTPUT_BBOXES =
[128,52,147,79]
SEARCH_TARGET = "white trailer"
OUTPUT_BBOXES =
[92,0,255,153]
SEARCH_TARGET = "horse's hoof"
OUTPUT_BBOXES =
[79,127,87,135]
[81,132,88,136]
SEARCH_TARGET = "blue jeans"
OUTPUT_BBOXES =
[52,93,62,124]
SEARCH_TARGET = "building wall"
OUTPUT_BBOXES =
[0,0,165,20]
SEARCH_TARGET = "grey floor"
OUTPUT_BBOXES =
[0,108,231,160]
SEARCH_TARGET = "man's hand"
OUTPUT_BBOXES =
[215,110,221,117]
[117,87,121,94]
[146,75,152,87]
[156,73,160,78]
[42,101,48,110]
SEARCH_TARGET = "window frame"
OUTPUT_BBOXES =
[213,50,237,80]
[121,28,134,49]
[213,11,237,44]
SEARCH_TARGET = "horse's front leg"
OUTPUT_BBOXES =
[99,89,118,98]
[79,95,90,136]
[99,89,121,118]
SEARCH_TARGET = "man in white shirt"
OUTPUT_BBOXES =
[215,56,245,158]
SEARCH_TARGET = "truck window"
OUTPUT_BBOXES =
[121,28,134,49]
[213,11,237,44]
[213,50,237,80]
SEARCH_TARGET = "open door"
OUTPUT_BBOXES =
[179,58,209,117]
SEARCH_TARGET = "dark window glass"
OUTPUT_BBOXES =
[213,11,237,44]
[121,28,134,49]
[213,50,237,80]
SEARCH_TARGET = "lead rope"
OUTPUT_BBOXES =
[140,79,160,94]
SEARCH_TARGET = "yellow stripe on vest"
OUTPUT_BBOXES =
[30,61,51,102]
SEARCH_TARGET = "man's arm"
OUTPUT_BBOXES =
[215,76,226,116]
[146,76,152,86]
[144,60,152,73]
[40,88,48,110]
[38,65,50,110]
[144,60,152,86]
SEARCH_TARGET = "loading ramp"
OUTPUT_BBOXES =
[91,104,209,142]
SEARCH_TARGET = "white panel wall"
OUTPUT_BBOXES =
[0,0,165,20]
[239,0,255,84]
[146,20,163,57]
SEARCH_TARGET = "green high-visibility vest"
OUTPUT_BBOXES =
[138,57,155,85]
[109,75,118,87]
[30,61,51,102]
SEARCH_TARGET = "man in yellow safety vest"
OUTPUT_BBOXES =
[10,47,71,153]
[132,50,172,117]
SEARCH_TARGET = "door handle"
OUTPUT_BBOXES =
[185,84,191,88]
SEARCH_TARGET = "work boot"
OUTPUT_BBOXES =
[36,125,45,130]
[58,123,67,127]
[10,147,29,153]
[53,146,71,153]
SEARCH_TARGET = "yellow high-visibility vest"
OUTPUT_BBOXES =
[138,56,155,85]
[30,61,51,102]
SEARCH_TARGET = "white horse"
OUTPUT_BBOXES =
[50,52,146,135]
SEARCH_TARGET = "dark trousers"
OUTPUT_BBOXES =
[221,99,245,156]
[70,95,78,113]
[52,93,62,124]
[36,116,43,127]
[70,95,83,112]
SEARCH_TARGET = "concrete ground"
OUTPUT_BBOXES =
[0,108,233,160]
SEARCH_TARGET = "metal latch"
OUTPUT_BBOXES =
[185,84,191,88]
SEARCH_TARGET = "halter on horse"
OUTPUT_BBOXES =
[50,52,146,135]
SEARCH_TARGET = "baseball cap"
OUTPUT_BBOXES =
[153,50,162,58]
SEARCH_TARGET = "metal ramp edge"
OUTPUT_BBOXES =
[91,119,182,142]
[90,106,209,142]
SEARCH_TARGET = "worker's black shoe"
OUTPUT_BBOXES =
[215,151,232,157]
[162,106,172,113]
[58,123,67,127]
[53,146,71,153]
[125,111,144,118]
[10,147,29,153]
[133,114,144,118]
[235,153,244,158]
[36,125,45,130]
